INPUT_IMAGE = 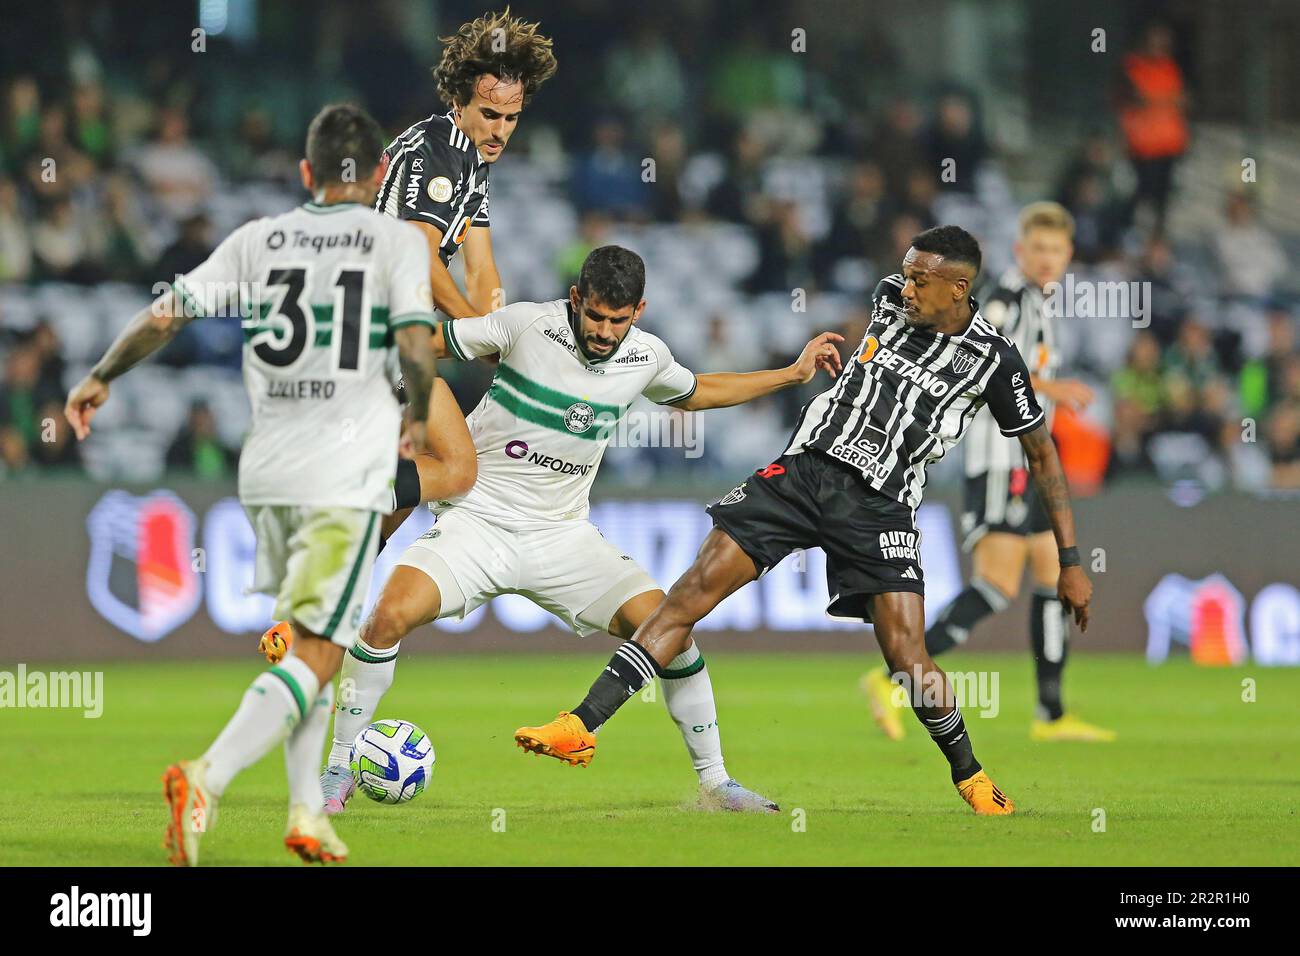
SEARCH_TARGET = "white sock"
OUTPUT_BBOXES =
[285,687,332,813]
[660,643,729,789]
[326,638,400,768]
[203,655,320,797]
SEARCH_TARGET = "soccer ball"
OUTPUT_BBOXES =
[349,719,435,804]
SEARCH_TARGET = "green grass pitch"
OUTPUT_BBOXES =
[1,653,1295,866]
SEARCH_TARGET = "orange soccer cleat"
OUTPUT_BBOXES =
[514,712,597,767]
[283,804,348,865]
[162,759,216,867]
[955,769,1016,816]
[259,620,293,665]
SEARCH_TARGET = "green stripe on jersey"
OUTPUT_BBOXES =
[390,312,437,330]
[441,319,469,360]
[488,381,616,441]
[242,305,391,349]
[494,361,624,419]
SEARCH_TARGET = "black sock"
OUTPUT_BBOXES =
[392,457,422,511]
[916,705,982,783]
[1030,589,1069,721]
[571,642,661,732]
[896,670,981,782]
[924,577,1010,656]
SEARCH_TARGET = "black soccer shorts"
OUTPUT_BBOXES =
[960,466,1051,551]
[705,450,924,623]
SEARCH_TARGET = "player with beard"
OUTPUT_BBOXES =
[515,226,1094,815]
[315,246,843,815]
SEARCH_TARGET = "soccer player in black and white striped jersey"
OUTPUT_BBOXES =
[863,204,1115,744]
[376,10,556,519]
[515,226,1095,815]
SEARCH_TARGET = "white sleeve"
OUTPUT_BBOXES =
[440,301,540,360]
[387,221,435,331]
[641,339,698,405]
[172,221,256,317]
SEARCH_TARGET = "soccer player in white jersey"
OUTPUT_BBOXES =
[63,105,477,865]
[320,245,844,815]
[862,204,1115,743]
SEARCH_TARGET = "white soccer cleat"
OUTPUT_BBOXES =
[284,804,349,864]
[162,759,218,867]
[321,764,357,816]
[701,778,780,814]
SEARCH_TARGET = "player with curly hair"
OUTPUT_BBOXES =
[372,8,556,316]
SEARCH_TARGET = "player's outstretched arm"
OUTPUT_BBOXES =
[65,290,194,440]
[1019,422,1093,630]
[674,331,844,411]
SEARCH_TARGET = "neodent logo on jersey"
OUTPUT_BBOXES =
[503,439,593,476]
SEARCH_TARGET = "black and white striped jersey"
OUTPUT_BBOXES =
[963,268,1059,477]
[784,274,1045,510]
[375,110,490,267]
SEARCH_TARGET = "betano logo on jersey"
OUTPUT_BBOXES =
[85,491,202,642]
[858,338,950,397]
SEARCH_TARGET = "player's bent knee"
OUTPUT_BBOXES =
[365,599,428,649]
[363,570,442,648]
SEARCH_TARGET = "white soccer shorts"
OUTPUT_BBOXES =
[396,507,659,637]
[246,505,380,648]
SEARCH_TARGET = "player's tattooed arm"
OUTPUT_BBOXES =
[94,291,194,383]
[65,291,195,440]
[1019,421,1092,629]
[1019,422,1075,544]
[394,325,441,452]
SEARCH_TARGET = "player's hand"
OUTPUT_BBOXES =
[1047,379,1095,412]
[64,374,110,441]
[792,332,845,384]
[1058,564,1092,632]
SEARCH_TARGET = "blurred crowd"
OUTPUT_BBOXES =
[1,3,1297,494]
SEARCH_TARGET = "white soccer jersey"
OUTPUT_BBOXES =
[963,268,1061,477]
[439,299,697,525]
[175,201,435,511]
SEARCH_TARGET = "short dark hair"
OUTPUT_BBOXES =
[911,224,982,276]
[305,103,385,187]
[577,246,645,309]
[434,9,558,109]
